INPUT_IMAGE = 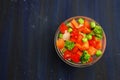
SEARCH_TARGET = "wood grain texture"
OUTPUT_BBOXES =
[0,0,120,80]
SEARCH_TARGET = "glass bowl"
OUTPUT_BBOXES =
[54,16,106,68]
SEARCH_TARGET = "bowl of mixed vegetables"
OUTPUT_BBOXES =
[54,16,106,67]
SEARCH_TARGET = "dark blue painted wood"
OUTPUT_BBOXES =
[0,0,120,80]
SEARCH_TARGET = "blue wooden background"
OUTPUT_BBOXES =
[0,0,120,80]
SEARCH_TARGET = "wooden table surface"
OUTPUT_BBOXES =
[0,0,120,80]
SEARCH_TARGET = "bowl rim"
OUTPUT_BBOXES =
[54,16,106,68]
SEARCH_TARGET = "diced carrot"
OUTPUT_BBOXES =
[71,19,79,28]
[78,26,84,32]
[87,46,97,56]
[84,19,90,29]
[77,51,83,57]
[56,39,65,49]
[77,35,83,45]
[81,41,89,50]
[76,41,89,51]
[78,24,91,34]
[95,40,102,49]
[89,36,102,49]
[81,27,91,34]
[75,43,82,50]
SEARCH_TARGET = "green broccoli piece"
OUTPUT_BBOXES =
[93,26,103,34]
[95,34,103,39]
[81,51,90,63]
[93,25,103,39]
[65,40,75,50]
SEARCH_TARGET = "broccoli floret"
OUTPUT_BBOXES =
[93,25,103,39]
[65,40,75,50]
[81,51,90,63]
[93,26,103,34]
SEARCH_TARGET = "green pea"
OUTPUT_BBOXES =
[82,37,88,42]
[68,28,73,32]
[78,18,84,24]
[66,23,71,27]
[90,21,96,28]
[96,50,102,57]
[86,34,92,40]
[59,33,63,38]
